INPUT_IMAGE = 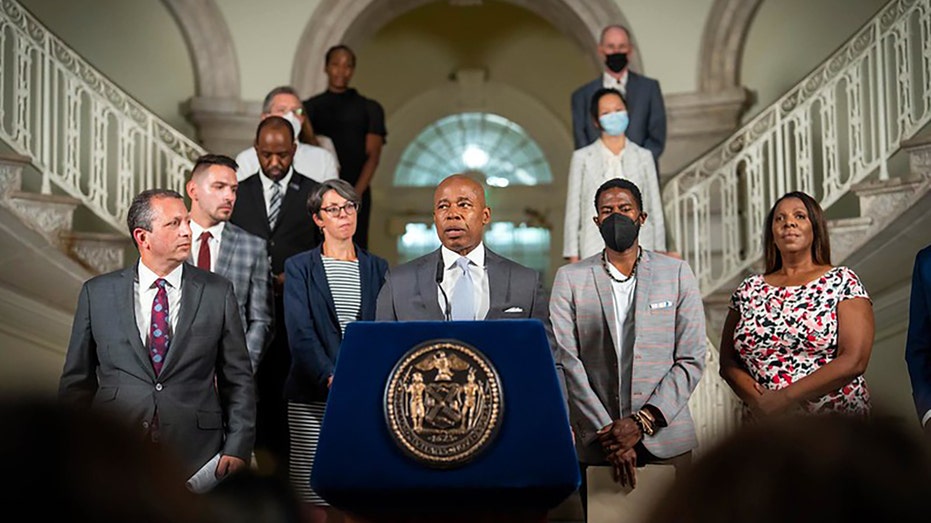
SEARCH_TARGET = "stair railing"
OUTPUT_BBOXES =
[0,0,204,232]
[663,0,931,297]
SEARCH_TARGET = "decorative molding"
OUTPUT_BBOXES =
[160,0,240,99]
[665,87,749,137]
[62,232,129,274]
[698,0,763,93]
[184,96,263,156]
[3,192,78,247]
[291,0,634,96]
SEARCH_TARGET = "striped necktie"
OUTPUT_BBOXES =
[268,181,282,229]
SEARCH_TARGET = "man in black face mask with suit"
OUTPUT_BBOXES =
[549,178,705,504]
[570,25,667,171]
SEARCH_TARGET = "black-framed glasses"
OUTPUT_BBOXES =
[321,202,359,217]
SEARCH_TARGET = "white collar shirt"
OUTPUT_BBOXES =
[438,243,490,320]
[259,168,294,213]
[189,220,225,272]
[134,261,183,348]
[602,71,629,96]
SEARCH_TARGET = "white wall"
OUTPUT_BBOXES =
[213,0,322,100]
[741,0,888,121]
[19,0,197,137]
[617,0,715,93]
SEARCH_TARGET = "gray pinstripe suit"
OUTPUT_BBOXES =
[212,222,273,371]
[550,250,706,464]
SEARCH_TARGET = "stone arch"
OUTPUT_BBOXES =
[290,0,637,96]
[161,0,240,98]
[698,0,763,92]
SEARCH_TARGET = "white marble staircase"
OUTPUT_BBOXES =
[0,154,129,276]
[0,154,131,394]
[702,131,931,346]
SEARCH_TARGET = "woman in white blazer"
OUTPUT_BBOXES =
[563,87,666,261]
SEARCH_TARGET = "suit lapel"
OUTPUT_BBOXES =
[162,264,205,375]
[625,72,643,112]
[274,175,305,235]
[310,249,340,327]
[592,258,621,352]
[358,249,376,320]
[632,249,653,341]
[215,224,236,276]
[417,251,445,320]
[485,249,510,320]
[118,263,156,380]
[242,175,270,237]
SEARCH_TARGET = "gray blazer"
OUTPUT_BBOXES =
[375,247,550,324]
[59,263,256,478]
[549,250,705,463]
[214,222,273,371]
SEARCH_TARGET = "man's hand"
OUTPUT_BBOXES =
[608,447,638,488]
[327,375,334,389]
[597,418,642,453]
[215,455,247,478]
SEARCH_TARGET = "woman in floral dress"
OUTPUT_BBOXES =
[719,191,875,417]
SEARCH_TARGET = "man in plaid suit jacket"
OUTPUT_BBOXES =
[187,154,273,371]
[550,178,705,489]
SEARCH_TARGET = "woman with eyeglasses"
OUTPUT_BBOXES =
[282,179,388,522]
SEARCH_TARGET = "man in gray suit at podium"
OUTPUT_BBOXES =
[376,174,550,328]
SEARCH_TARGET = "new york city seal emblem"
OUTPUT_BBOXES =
[384,340,503,467]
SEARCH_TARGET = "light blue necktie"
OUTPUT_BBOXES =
[450,257,475,321]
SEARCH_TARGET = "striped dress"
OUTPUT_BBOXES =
[288,256,361,505]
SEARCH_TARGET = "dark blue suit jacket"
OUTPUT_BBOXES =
[906,245,931,422]
[571,71,667,163]
[283,245,388,403]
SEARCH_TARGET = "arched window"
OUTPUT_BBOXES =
[397,222,551,276]
[393,112,552,187]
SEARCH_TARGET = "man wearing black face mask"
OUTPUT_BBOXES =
[570,25,667,169]
[550,178,705,503]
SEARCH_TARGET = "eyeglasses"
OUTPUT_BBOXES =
[321,202,359,217]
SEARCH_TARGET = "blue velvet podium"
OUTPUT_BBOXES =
[311,320,579,520]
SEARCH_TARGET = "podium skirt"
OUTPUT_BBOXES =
[288,401,329,505]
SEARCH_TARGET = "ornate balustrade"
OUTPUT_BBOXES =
[664,0,931,296]
[0,0,204,232]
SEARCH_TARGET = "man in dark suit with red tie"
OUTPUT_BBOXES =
[230,116,321,477]
[59,189,255,481]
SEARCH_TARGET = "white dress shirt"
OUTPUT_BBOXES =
[602,71,629,96]
[235,143,339,183]
[438,243,490,320]
[189,221,225,272]
[134,261,183,347]
[258,168,294,214]
[606,257,637,406]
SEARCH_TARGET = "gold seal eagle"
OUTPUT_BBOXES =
[384,340,503,467]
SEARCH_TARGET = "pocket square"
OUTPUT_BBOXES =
[503,306,524,313]
[649,301,673,310]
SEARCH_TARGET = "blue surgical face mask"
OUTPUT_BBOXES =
[598,110,629,137]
